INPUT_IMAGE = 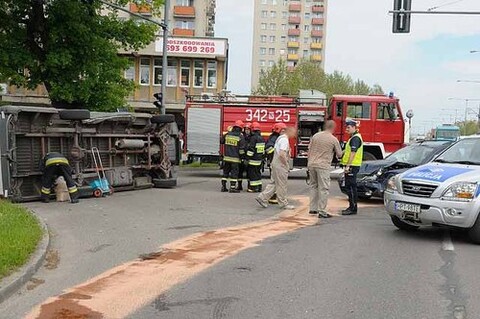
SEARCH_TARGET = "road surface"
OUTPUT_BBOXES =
[1,170,478,319]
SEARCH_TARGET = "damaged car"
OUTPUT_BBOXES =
[339,141,453,199]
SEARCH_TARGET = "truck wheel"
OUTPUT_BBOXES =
[151,114,175,124]
[391,216,419,231]
[363,151,377,161]
[468,214,480,244]
[59,109,91,121]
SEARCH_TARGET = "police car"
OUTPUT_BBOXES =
[384,136,480,244]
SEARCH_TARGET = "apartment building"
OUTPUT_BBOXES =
[251,0,327,91]
[3,0,226,115]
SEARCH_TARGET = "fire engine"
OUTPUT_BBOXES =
[185,90,406,166]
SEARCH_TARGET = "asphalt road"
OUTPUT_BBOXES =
[2,169,479,319]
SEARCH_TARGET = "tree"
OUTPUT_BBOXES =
[0,0,163,111]
[458,120,479,136]
[253,60,385,99]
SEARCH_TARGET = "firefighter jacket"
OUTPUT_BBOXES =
[265,132,279,158]
[221,128,246,163]
[247,131,266,166]
[40,153,70,171]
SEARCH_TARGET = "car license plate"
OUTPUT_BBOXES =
[395,202,421,214]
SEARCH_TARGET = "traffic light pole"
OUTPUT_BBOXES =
[390,10,480,15]
[160,0,170,115]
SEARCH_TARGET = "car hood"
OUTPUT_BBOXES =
[400,163,480,184]
[360,159,415,176]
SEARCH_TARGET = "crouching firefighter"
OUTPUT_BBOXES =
[220,120,246,193]
[40,153,79,204]
[247,122,266,193]
[264,123,285,202]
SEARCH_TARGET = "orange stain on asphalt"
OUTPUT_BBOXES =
[26,196,381,319]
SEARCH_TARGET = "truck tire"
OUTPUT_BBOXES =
[468,214,480,244]
[391,216,419,231]
[152,178,177,188]
[363,151,376,162]
[151,114,175,124]
[59,109,91,121]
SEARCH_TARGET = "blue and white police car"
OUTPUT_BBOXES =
[384,136,480,243]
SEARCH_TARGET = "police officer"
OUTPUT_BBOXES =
[247,122,266,193]
[238,123,252,191]
[40,152,79,204]
[220,120,246,193]
[341,119,363,215]
[264,123,283,203]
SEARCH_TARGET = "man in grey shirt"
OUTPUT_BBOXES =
[307,120,343,218]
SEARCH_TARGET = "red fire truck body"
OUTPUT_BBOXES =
[185,93,405,166]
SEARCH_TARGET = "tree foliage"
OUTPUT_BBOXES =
[457,120,480,136]
[0,0,163,111]
[253,60,385,98]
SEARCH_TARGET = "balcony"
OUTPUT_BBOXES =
[312,18,325,25]
[287,41,300,48]
[289,3,301,12]
[311,30,324,37]
[287,66,296,72]
[287,54,299,61]
[311,55,322,62]
[173,28,195,36]
[310,42,322,49]
[173,6,196,18]
[312,5,325,13]
[288,28,301,36]
[288,16,301,24]
[129,3,152,15]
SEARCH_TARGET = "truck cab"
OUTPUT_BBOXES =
[330,94,405,160]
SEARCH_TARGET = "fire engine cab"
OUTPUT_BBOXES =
[185,91,406,166]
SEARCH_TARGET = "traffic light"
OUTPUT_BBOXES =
[153,93,163,110]
[393,0,412,33]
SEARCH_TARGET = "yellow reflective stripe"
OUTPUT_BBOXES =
[248,160,262,166]
[246,151,254,157]
[239,150,245,155]
[68,187,78,193]
[46,158,69,166]
[41,187,51,195]
[266,147,275,154]
[223,156,241,163]
[250,180,263,186]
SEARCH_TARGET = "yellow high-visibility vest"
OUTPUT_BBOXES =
[341,133,363,167]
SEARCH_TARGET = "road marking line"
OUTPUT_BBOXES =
[442,231,455,251]
[26,196,320,319]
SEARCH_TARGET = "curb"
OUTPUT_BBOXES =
[0,211,50,304]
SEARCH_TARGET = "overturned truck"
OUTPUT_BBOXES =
[0,106,179,202]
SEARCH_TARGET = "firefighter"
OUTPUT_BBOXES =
[264,123,285,202]
[247,122,266,193]
[220,120,246,193]
[238,123,252,191]
[40,153,79,204]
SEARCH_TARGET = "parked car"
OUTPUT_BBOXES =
[384,136,480,244]
[338,141,453,199]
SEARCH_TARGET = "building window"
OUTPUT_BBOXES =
[167,59,177,87]
[283,0,287,6]
[313,13,324,18]
[262,10,268,18]
[269,60,275,67]
[153,58,162,85]
[270,23,276,30]
[304,25,310,31]
[194,60,204,88]
[312,37,322,43]
[270,11,276,18]
[281,36,286,43]
[268,48,275,55]
[280,49,286,55]
[303,50,309,58]
[281,24,287,30]
[262,0,268,4]
[288,48,297,54]
[260,60,266,67]
[180,60,191,87]
[304,37,309,44]
[261,23,267,30]
[176,0,193,5]
[272,0,277,4]
[305,12,311,19]
[260,47,267,55]
[288,36,298,42]
[313,25,323,31]
[261,35,267,43]
[207,61,217,88]
[282,11,288,18]
[175,21,195,29]
[269,36,276,43]
[125,59,135,81]
[139,58,150,85]
[287,61,295,67]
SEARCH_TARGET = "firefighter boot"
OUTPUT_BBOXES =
[229,181,240,193]
[221,180,228,192]
[236,181,243,191]
[70,191,79,204]
[256,185,262,193]
[40,194,50,203]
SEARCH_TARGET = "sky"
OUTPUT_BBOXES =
[215,0,480,135]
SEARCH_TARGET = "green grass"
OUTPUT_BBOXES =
[0,199,43,279]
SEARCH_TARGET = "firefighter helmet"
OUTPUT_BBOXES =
[273,122,287,133]
[245,122,252,129]
[234,120,245,128]
[252,122,261,131]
